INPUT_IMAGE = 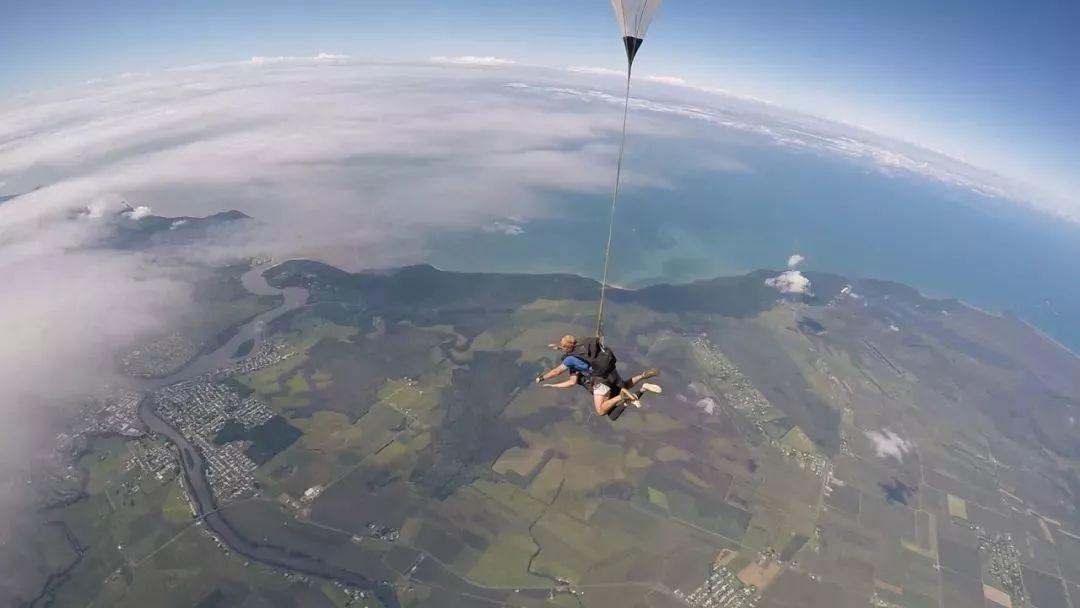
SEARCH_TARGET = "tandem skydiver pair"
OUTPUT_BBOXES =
[535,334,661,421]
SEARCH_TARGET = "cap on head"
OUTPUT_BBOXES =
[559,335,577,351]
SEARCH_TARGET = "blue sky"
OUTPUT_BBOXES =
[1,0,1077,207]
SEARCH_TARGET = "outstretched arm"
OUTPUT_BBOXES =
[535,363,568,383]
[544,374,579,389]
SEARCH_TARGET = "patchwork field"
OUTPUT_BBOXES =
[32,262,1080,608]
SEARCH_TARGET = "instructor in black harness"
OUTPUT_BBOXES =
[535,334,660,421]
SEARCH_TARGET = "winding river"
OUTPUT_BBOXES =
[141,265,309,388]
[136,265,401,607]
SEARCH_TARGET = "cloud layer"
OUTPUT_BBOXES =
[0,59,635,487]
[431,56,516,66]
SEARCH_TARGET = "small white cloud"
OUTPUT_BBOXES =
[865,429,914,460]
[644,75,688,86]
[839,284,862,299]
[125,205,153,220]
[250,56,288,65]
[169,219,189,230]
[787,253,805,268]
[482,221,524,236]
[888,324,900,332]
[431,56,515,66]
[765,269,811,295]
[249,54,346,66]
[565,66,624,77]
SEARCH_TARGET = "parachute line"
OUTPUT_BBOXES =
[598,0,660,339]
[595,65,633,339]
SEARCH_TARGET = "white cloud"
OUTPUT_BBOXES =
[787,253,805,268]
[865,429,914,460]
[170,219,188,230]
[566,66,624,77]
[512,80,1041,213]
[765,270,812,295]
[249,53,348,65]
[482,220,525,236]
[643,75,688,86]
[125,205,152,220]
[250,55,289,65]
[431,56,515,66]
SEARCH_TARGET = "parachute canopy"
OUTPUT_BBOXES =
[611,0,663,65]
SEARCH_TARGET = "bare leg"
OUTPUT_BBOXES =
[599,392,627,414]
[593,387,631,416]
[593,393,615,416]
[624,368,660,390]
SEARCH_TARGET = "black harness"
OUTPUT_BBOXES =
[568,338,623,390]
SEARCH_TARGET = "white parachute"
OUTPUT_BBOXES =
[596,0,663,338]
[611,0,664,65]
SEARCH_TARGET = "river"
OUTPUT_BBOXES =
[136,264,401,607]
[141,265,309,388]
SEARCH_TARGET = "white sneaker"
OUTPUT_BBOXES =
[640,383,662,395]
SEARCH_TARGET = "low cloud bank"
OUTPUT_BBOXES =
[431,55,515,66]
[0,61,637,488]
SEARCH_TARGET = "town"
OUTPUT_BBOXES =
[676,561,759,608]
[119,332,198,378]
[692,336,830,476]
[691,336,776,432]
[71,390,145,439]
[975,525,1026,606]
[154,379,274,502]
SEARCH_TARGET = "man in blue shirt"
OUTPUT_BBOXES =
[535,334,660,420]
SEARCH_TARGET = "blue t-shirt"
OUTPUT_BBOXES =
[563,355,592,376]
[563,355,592,388]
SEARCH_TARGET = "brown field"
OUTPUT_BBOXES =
[738,560,784,589]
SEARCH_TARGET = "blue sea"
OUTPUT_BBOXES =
[429,134,1080,354]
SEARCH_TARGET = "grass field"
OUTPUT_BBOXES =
[162,482,195,523]
[947,493,969,520]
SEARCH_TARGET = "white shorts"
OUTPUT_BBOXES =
[592,383,612,397]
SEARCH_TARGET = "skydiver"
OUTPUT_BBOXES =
[535,334,660,421]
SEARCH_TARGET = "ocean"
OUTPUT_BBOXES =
[428,133,1080,355]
